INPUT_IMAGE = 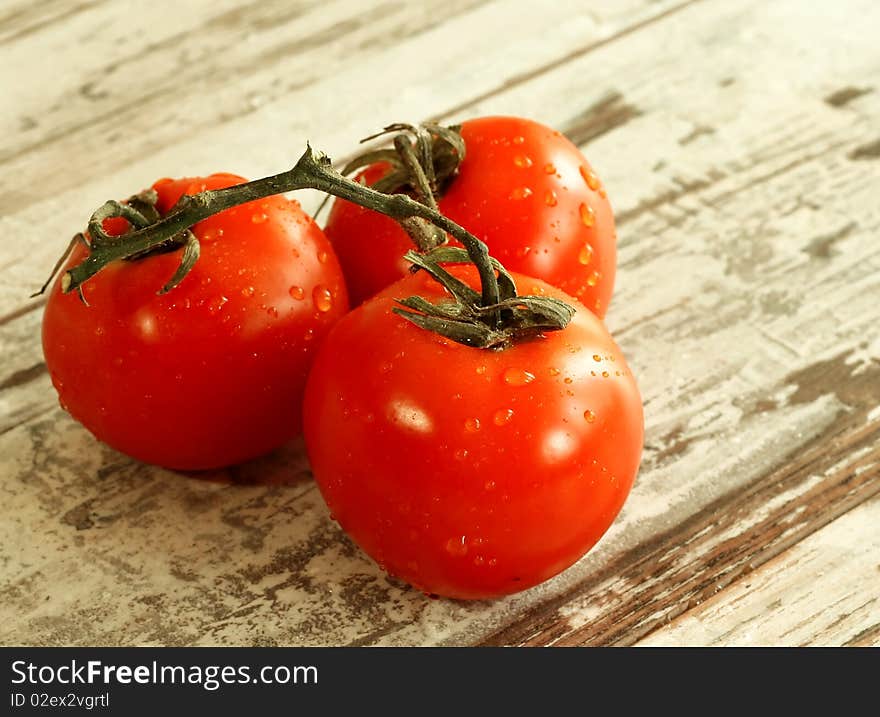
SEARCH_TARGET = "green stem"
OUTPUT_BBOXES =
[63,145,502,324]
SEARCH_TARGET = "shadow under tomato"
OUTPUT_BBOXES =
[177,436,314,488]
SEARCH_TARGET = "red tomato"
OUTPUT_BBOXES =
[303,266,642,599]
[42,173,348,470]
[324,116,616,316]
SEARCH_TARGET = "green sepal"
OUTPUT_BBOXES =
[157,231,200,295]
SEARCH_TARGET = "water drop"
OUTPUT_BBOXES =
[544,190,558,206]
[313,285,333,312]
[548,367,560,376]
[445,536,468,556]
[484,480,496,491]
[454,448,469,461]
[587,270,601,287]
[493,408,514,426]
[251,212,268,224]
[513,154,533,168]
[208,295,229,314]
[503,367,535,386]
[602,371,610,378]
[289,285,305,300]
[475,365,487,375]
[509,187,533,200]
[578,244,594,265]
[473,556,485,567]
[512,135,525,145]
[464,417,481,433]
[592,354,602,362]
[266,306,279,318]
[201,227,224,241]
[543,162,556,174]
[584,409,596,423]
[241,286,255,298]
[488,558,498,567]
[580,165,600,190]
[579,203,595,227]
[317,250,329,264]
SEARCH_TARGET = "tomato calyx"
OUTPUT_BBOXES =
[322,122,466,254]
[395,247,575,349]
[343,122,465,201]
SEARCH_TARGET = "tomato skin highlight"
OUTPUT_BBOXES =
[324,116,616,317]
[303,267,643,599]
[42,173,348,471]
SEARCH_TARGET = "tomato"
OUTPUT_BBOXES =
[42,173,348,471]
[302,266,642,599]
[324,116,616,317]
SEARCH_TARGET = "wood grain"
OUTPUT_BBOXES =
[1,0,879,646]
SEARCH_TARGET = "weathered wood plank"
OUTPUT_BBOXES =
[0,0,105,45]
[1,0,879,647]
[635,494,880,647]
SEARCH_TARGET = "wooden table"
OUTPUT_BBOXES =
[2,0,878,647]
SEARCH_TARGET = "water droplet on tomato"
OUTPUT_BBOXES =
[580,165,600,190]
[445,536,468,556]
[544,190,558,206]
[512,135,525,145]
[592,354,602,362]
[475,365,487,375]
[493,408,514,426]
[454,448,468,461]
[543,162,556,174]
[241,286,255,298]
[509,186,533,200]
[548,367,560,376]
[578,243,593,265]
[251,212,268,224]
[484,480,496,491]
[313,285,333,312]
[503,367,535,386]
[208,295,229,314]
[579,203,595,227]
[201,228,224,241]
[266,306,279,318]
[464,417,481,433]
[488,558,498,567]
[317,250,329,264]
[602,371,610,378]
[584,409,596,423]
[513,154,533,168]
[587,270,601,287]
[289,285,304,300]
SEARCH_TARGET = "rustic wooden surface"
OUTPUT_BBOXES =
[1,0,878,647]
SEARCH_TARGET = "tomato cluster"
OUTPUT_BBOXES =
[41,117,643,599]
